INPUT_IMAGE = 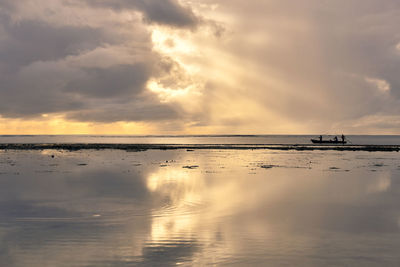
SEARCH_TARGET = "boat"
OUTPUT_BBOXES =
[310,139,347,144]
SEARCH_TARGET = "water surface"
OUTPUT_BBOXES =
[1,149,400,266]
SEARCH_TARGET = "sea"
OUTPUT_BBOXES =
[1,134,400,145]
[1,135,400,266]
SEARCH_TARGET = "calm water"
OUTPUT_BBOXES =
[1,148,400,266]
[1,135,400,145]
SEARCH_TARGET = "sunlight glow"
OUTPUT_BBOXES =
[0,115,153,135]
[152,28,196,55]
[147,80,200,102]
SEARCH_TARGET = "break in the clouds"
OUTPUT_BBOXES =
[1,0,400,133]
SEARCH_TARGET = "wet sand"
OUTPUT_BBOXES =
[1,148,400,266]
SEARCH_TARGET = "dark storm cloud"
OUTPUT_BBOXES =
[0,17,107,71]
[65,64,151,98]
[83,0,199,27]
[0,0,16,10]
[0,0,185,122]
[0,63,84,117]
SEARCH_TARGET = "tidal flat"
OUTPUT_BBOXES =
[1,149,400,266]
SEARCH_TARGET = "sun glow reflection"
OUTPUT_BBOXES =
[146,166,205,242]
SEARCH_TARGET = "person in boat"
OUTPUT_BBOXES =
[319,135,322,141]
[333,136,338,142]
[341,134,345,142]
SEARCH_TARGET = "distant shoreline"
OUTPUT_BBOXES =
[0,143,399,152]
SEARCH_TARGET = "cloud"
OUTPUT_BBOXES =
[65,64,151,98]
[365,77,391,93]
[0,18,108,71]
[167,0,400,133]
[67,96,180,123]
[81,0,199,28]
[0,0,189,124]
[1,0,400,133]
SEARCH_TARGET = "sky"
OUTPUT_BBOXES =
[0,0,400,134]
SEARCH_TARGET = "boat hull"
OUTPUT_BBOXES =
[311,139,346,144]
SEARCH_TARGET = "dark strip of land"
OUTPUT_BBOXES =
[0,144,399,152]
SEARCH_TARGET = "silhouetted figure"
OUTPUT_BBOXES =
[319,135,322,141]
[333,136,338,142]
[341,134,345,142]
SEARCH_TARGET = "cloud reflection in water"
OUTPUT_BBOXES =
[0,149,400,266]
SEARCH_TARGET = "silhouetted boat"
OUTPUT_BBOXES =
[310,139,347,144]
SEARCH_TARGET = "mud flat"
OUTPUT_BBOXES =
[0,143,399,151]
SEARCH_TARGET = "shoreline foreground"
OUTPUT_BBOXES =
[0,143,399,151]
[2,146,400,266]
